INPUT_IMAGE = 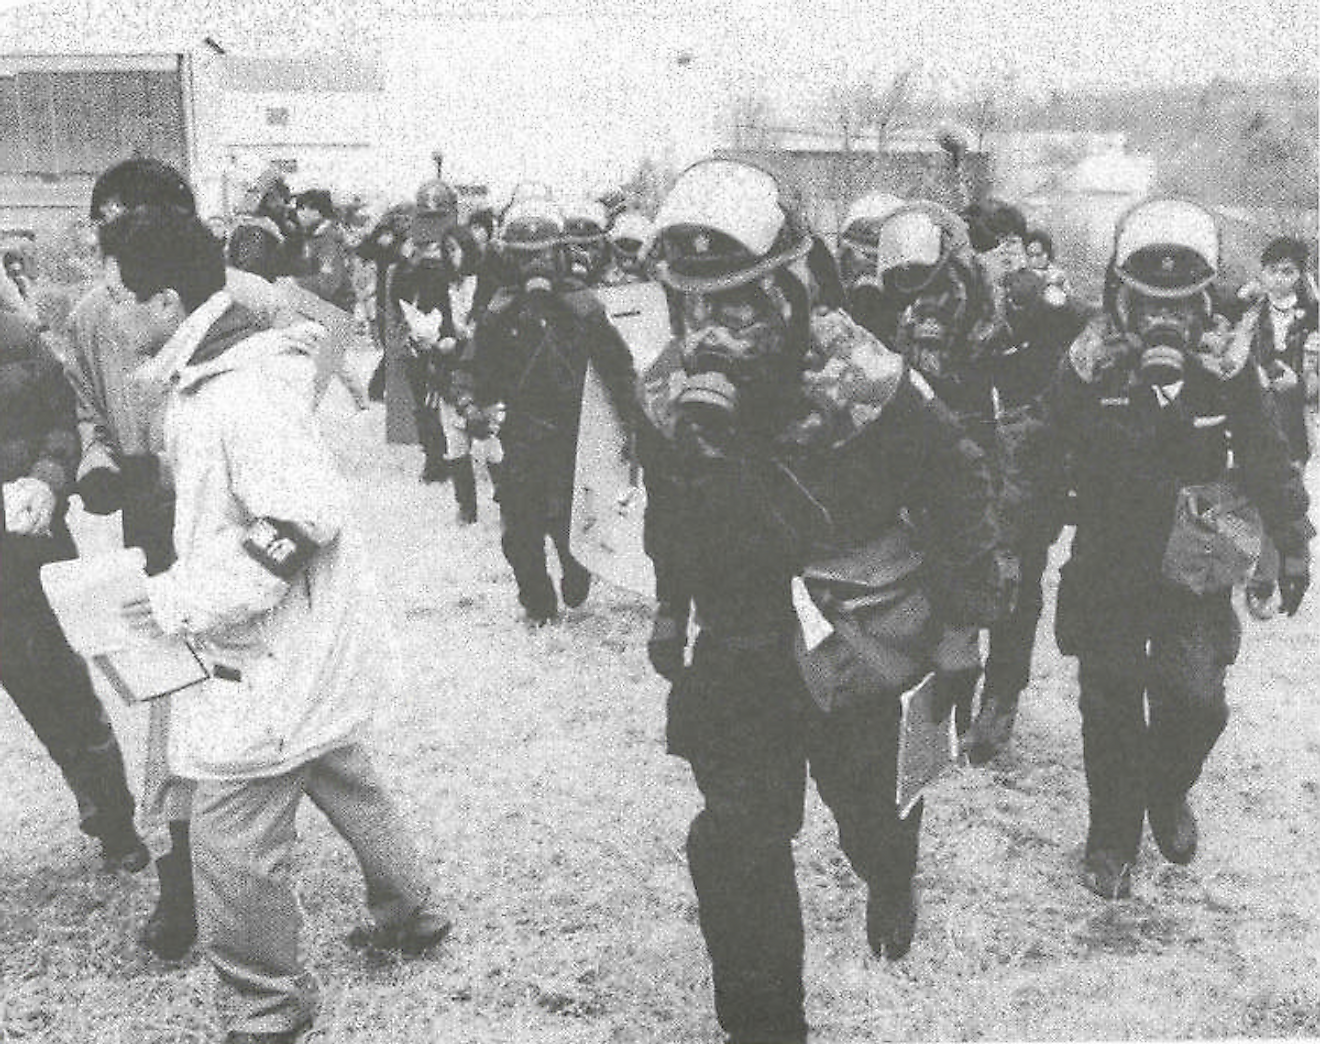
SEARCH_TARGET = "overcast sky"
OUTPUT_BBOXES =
[1,0,1315,94]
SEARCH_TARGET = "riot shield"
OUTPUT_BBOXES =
[570,280,671,597]
[274,278,356,404]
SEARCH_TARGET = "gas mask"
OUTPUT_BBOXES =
[509,246,560,294]
[413,240,449,271]
[890,266,969,379]
[566,240,607,281]
[671,281,797,460]
[838,242,876,296]
[1117,286,1208,386]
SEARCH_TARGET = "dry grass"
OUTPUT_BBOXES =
[2,390,1318,1043]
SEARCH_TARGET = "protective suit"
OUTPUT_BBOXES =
[462,197,639,622]
[1043,198,1312,898]
[639,159,1013,1043]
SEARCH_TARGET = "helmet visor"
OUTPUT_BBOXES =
[1114,199,1218,297]
[652,160,786,258]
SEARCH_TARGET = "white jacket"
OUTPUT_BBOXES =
[146,291,383,779]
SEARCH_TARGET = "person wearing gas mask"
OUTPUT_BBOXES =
[226,157,296,283]
[1044,199,1312,900]
[638,160,1013,1044]
[1236,236,1318,618]
[385,178,468,493]
[598,211,654,286]
[461,196,639,623]
[562,199,612,287]
[836,191,905,343]
[861,201,1004,736]
[960,260,1093,764]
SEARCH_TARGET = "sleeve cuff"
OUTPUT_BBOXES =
[145,571,187,636]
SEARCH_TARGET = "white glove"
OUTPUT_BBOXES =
[3,476,56,535]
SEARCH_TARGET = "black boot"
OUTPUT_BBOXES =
[964,688,1021,766]
[367,356,386,402]
[141,820,197,961]
[451,455,478,525]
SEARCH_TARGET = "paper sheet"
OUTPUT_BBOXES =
[896,672,958,818]
[398,298,444,344]
[40,549,209,704]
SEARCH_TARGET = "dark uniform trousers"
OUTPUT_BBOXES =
[401,351,449,469]
[982,529,1051,701]
[669,632,921,1044]
[0,530,137,844]
[498,434,590,617]
[1066,581,1237,862]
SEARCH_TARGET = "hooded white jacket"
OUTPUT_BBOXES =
[145,291,382,779]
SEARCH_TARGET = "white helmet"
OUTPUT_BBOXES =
[1112,197,1218,299]
[649,158,812,294]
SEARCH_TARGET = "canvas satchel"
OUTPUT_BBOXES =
[792,525,942,714]
[1160,481,1264,595]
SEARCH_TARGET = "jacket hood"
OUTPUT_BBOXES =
[140,290,324,402]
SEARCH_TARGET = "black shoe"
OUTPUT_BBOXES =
[866,879,917,960]
[347,913,452,957]
[1081,851,1132,900]
[560,568,591,609]
[1244,580,1277,620]
[224,1021,311,1044]
[963,689,1020,766]
[100,832,150,874]
[456,504,478,526]
[141,848,197,961]
[1147,797,1198,865]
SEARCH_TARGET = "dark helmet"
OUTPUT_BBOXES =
[499,196,565,253]
[649,158,813,295]
[562,199,609,246]
[963,198,1027,253]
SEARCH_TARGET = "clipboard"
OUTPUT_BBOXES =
[90,644,210,705]
[40,548,211,705]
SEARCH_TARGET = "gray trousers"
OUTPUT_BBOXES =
[192,742,441,1034]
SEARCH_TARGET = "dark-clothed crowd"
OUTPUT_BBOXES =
[0,147,1316,1044]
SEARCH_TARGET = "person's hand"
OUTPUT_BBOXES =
[463,403,493,439]
[1279,553,1310,617]
[4,476,56,535]
[77,467,124,515]
[647,609,688,680]
[120,595,166,639]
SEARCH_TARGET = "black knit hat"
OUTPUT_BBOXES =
[295,189,336,221]
[964,199,1027,253]
[90,158,194,221]
[1261,236,1308,269]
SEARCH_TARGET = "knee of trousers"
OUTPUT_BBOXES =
[687,796,801,871]
[1077,664,1144,728]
